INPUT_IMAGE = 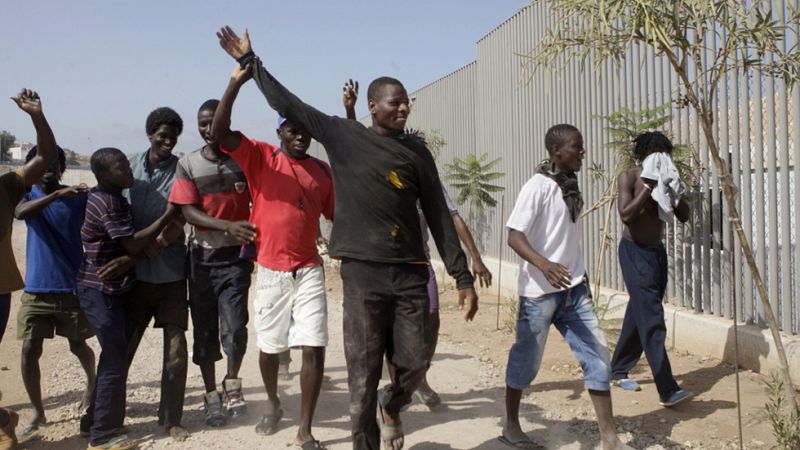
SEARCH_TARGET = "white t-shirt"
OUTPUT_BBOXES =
[506,174,586,297]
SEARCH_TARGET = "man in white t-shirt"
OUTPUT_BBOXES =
[499,124,630,450]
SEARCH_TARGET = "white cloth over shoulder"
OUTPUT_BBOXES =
[641,152,686,222]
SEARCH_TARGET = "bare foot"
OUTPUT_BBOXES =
[19,412,46,437]
[601,434,635,450]
[167,424,190,441]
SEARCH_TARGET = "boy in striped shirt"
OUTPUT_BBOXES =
[76,147,178,450]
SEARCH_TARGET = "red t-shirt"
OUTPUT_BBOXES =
[222,133,334,271]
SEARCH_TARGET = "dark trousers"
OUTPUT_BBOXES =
[611,238,680,400]
[341,259,430,450]
[77,286,129,446]
[126,280,188,427]
[188,259,253,366]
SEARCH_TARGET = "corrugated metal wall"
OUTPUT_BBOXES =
[399,3,798,334]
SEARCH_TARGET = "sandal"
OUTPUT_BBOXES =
[296,439,327,449]
[377,390,403,450]
[254,408,283,436]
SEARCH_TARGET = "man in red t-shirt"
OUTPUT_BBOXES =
[211,64,334,450]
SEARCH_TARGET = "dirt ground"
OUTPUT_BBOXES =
[0,222,782,449]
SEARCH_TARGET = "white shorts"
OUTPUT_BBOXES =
[254,264,328,353]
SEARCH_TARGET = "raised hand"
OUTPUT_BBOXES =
[458,287,479,321]
[217,26,252,60]
[10,88,42,115]
[231,62,253,86]
[342,79,359,109]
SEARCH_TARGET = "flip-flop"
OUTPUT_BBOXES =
[377,392,403,450]
[498,434,545,449]
[254,409,283,436]
[296,439,327,450]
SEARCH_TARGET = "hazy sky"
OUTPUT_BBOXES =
[1,1,529,156]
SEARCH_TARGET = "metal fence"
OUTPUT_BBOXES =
[391,3,799,334]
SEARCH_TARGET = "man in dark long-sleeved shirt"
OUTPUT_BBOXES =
[215,27,478,450]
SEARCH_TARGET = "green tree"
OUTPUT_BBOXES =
[528,0,799,409]
[63,148,82,166]
[0,130,16,163]
[444,153,505,223]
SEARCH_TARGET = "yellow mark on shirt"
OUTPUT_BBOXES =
[390,224,400,239]
[387,170,404,189]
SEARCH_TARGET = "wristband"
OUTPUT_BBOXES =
[237,51,255,68]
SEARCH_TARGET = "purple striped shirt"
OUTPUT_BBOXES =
[76,189,136,294]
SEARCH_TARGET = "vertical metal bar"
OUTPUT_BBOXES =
[730,47,743,323]
[753,68,766,326]
[794,12,800,334]
[777,0,793,333]
[741,66,754,324]
[765,45,780,328]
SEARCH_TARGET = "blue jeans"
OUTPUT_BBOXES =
[506,282,611,391]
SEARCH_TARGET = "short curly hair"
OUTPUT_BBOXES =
[145,107,183,136]
[634,131,673,162]
[544,124,580,155]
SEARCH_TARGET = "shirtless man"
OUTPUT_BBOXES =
[610,131,692,407]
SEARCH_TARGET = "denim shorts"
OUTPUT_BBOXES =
[505,282,611,391]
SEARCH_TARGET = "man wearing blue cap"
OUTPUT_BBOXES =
[210,62,334,450]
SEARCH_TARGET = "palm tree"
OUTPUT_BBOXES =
[444,153,505,224]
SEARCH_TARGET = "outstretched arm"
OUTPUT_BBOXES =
[10,89,57,187]
[181,204,255,243]
[211,64,252,151]
[417,153,477,321]
[342,79,359,120]
[117,202,179,256]
[216,26,336,143]
[15,184,89,220]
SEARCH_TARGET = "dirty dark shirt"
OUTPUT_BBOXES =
[250,59,474,289]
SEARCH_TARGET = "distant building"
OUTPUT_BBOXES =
[8,143,33,161]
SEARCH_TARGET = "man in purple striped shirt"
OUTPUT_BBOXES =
[76,147,178,450]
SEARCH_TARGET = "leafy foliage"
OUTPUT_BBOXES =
[525,0,800,414]
[404,128,447,161]
[764,372,800,449]
[444,153,505,216]
[597,103,696,186]
[0,130,16,162]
